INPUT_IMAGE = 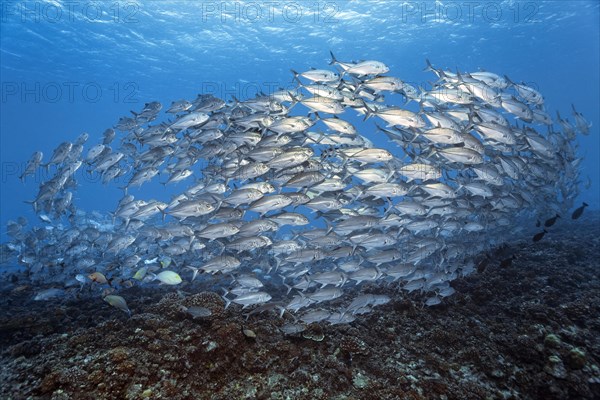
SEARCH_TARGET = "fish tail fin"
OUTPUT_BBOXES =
[186,266,199,282]
[277,305,286,319]
[352,186,364,203]
[384,196,393,211]
[23,199,38,213]
[313,131,325,145]
[355,253,365,268]
[107,211,116,225]
[407,127,421,145]
[382,203,396,218]
[329,50,338,65]
[361,100,375,121]
[424,58,434,72]
[221,289,232,309]
[159,207,167,222]
[455,69,465,82]
[287,90,302,106]
[290,69,301,85]
[324,219,334,235]
[426,146,438,160]
[286,98,300,115]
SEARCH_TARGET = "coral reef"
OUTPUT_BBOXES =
[0,214,599,399]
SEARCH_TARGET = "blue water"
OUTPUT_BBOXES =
[1,0,599,241]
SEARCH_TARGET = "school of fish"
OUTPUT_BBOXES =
[2,53,593,329]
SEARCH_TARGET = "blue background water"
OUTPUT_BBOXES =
[1,0,599,242]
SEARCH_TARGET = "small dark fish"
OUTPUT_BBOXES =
[500,256,514,268]
[532,229,547,242]
[544,214,560,227]
[571,202,588,220]
[535,220,541,227]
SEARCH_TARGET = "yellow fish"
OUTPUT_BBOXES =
[132,267,148,281]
